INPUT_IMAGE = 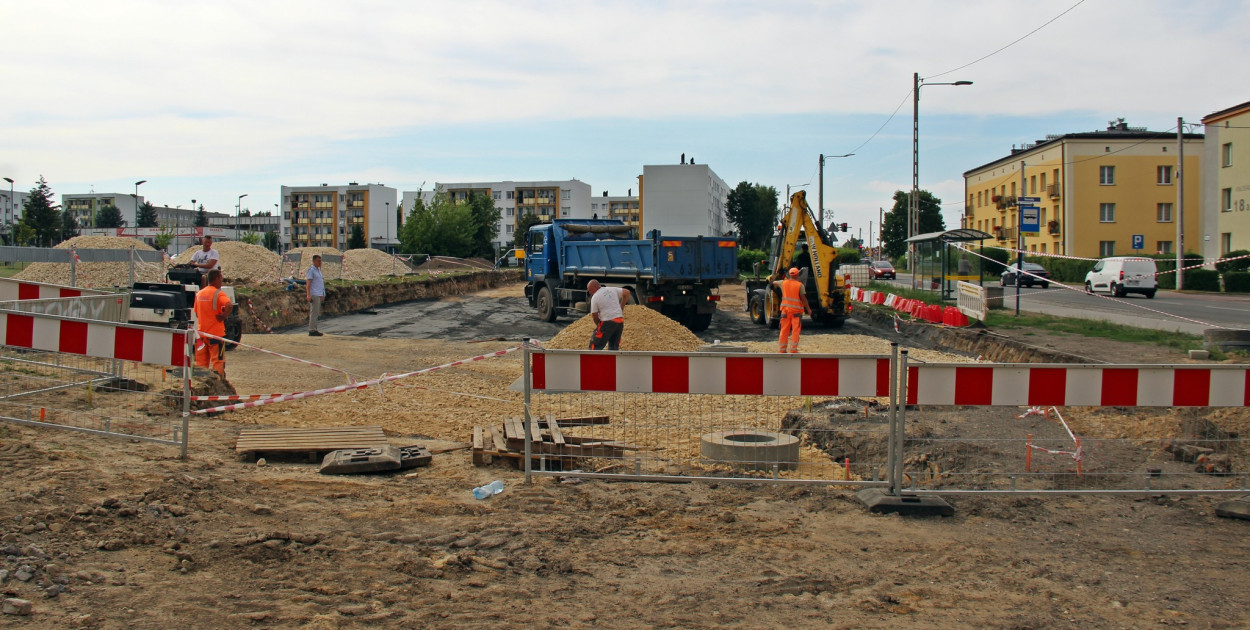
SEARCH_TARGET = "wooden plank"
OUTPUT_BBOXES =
[235,426,386,454]
[526,419,543,443]
[503,417,520,441]
[473,426,484,451]
[553,415,611,427]
[545,414,565,446]
[490,426,508,453]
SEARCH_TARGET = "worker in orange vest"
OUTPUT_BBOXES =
[773,267,810,353]
[193,269,233,377]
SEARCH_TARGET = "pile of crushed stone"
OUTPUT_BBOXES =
[14,236,162,287]
[545,305,703,351]
[172,241,282,283]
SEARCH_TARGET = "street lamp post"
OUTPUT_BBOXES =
[818,153,854,230]
[911,72,972,288]
[3,177,12,245]
[385,201,391,254]
[134,180,147,231]
[236,194,248,240]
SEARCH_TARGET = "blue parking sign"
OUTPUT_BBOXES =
[1132,234,1144,250]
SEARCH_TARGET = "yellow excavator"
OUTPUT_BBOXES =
[745,190,849,329]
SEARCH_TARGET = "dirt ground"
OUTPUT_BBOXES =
[2,281,1249,629]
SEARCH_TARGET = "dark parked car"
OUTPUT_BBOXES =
[1001,262,1051,288]
[869,260,896,280]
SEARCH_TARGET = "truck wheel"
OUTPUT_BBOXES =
[687,312,713,332]
[821,314,845,329]
[536,286,557,322]
[764,296,780,330]
[748,294,765,325]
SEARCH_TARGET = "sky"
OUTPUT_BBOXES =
[2,0,1248,240]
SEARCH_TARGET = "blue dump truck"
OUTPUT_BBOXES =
[523,219,739,331]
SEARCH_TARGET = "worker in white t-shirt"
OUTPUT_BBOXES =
[189,236,221,273]
[587,279,629,351]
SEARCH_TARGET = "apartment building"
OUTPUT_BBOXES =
[638,163,731,238]
[281,183,398,252]
[62,193,142,229]
[594,192,641,232]
[401,180,593,250]
[1,190,29,235]
[1202,100,1250,257]
[964,120,1202,259]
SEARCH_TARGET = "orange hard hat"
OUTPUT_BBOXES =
[789,267,799,277]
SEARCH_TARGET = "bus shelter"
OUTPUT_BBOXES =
[905,229,993,300]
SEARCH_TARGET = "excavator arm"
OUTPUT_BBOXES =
[767,190,842,313]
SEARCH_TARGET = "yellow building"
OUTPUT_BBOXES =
[1202,100,1250,256]
[964,120,1202,259]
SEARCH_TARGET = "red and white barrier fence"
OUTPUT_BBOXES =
[0,310,187,367]
[0,278,109,301]
[530,350,892,397]
[905,363,1250,407]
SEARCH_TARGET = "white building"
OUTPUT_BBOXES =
[281,183,399,252]
[639,163,731,238]
[1,188,30,240]
[401,179,593,251]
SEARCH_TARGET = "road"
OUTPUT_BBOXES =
[882,274,1249,334]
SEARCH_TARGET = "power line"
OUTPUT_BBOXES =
[926,0,1088,80]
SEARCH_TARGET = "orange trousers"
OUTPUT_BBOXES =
[779,312,802,353]
[195,339,226,376]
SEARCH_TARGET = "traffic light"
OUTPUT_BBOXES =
[840,223,849,232]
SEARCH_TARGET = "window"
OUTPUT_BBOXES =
[1099,166,1115,185]
[1223,143,1233,167]
[1156,203,1172,222]
[561,190,571,201]
[1099,203,1115,222]
[492,191,501,200]
[505,224,513,234]
[1100,241,1116,257]
[1010,182,1016,197]
[506,208,514,217]
[1030,175,1037,194]
[1040,243,1046,253]
[506,191,514,200]
[1223,188,1233,212]
[1156,241,1172,254]
[561,207,570,217]
[977,191,983,207]
[1040,172,1047,191]
[1222,233,1233,255]
[1157,165,1172,185]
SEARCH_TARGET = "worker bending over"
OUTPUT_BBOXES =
[194,269,234,377]
[774,267,810,353]
[587,279,629,351]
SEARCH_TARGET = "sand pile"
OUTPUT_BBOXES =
[343,248,408,279]
[282,247,345,280]
[545,305,703,351]
[172,241,281,283]
[14,236,163,287]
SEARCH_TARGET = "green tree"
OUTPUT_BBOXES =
[137,201,159,227]
[154,228,175,251]
[59,211,78,243]
[240,231,262,245]
[22,176,60,247]
[94,204,124,228]
[194,205,209,227]
[348,224,366,249]
[465,192,502,258]
[399,193,475,257]
[881,189,945,260]
[263,230,280,252]
[13,223,36,247]
[725,182,780,249]
[513,213,543,249]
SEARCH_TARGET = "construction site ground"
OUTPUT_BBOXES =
[1,281,1248,629]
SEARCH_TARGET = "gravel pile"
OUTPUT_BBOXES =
[545,305,704,351]
[14,236,163,287]
[343,248,408,279]
[283,247,345,280]
[172,242,282,283]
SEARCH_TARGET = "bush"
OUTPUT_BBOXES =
[980,247,1010,275]
[1184,268,1220,292]
[1216,250,1250,274]
[737,248,768,274]
[1024,255,1094,283]
[835,248,863,265]
[1153,252,1203,290]
[1224,271,1250,293]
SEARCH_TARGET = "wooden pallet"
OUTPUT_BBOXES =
[472,415,646,467]
[235,426,388,461]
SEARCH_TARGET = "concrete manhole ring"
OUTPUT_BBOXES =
[700,430,800,471]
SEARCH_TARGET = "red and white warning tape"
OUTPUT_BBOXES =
[196,330,363,383]
[191,393,291,402]
[190,345,520,414]
[245,301,275,334]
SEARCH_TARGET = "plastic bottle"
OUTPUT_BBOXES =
[472,480,505,500]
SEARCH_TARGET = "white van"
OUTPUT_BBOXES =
[1084,257,1158,298]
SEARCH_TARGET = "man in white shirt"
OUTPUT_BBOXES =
[306,254,325,337]
[189,236,221,273]
[587,279,629,350]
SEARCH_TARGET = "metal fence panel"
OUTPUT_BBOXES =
[0,295,129,323]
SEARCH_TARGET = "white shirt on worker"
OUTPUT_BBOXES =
[590,286,625,321]
[306,264,325,297]
[190,248,220,271]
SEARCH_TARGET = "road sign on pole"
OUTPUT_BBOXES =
[1132,234,1145,250]
[1019,205,1040,234]
[1018,196,1041,204]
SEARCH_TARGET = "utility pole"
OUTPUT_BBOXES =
[1176,116,1185,291]
[818,154,824,228]
[1016,160,1025,316]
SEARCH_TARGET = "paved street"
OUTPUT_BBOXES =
[880,274,1249,335]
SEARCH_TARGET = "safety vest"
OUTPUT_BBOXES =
[194,286,229,337]
[780,279,804,315]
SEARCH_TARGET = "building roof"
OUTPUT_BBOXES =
[906,228,993,243]
[1202,99,1250,124]
[963,120,1204,176]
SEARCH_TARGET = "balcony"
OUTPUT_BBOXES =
[994,226,1017,241]
[1047,184,1061,199]
[1047,220,1061,235]
[995,195,1017,210]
